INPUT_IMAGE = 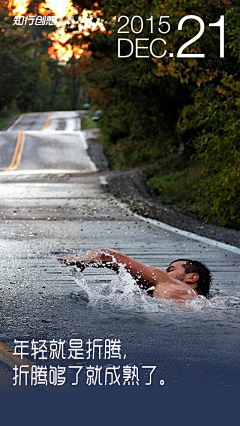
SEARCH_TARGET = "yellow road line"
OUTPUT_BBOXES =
[0,341,33,369]
[9,131,25,171]
[5,131,23,170]
[0,131,25,173]
[14,131,25,170]
[41,112,53,130]
[0,341,33,388]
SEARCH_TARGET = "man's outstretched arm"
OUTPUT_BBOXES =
[58,248,168,289]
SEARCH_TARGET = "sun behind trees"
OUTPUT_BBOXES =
[0,0,239,229]
[0,0,102,112]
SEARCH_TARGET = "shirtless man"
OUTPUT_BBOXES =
[58,248,211,302]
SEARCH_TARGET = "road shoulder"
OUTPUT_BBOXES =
[83,129,240,249]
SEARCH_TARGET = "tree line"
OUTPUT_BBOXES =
[0,0,239,229]
[82,0,240,229]
[0,0,89,116]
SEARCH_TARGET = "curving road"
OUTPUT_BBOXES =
[0,111,95,173]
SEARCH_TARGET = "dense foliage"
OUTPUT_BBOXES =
[82,0,240,229]
[0,0,86,114]
[0,0,239,229]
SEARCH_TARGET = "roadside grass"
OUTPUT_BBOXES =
[0,117,11,130]
[81,114,98,129]
[0,101,21,130]
[98,133,206,219]
[146,157,204,214]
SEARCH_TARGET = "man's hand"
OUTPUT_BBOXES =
[57,249,163,288]
[57,255,85,271]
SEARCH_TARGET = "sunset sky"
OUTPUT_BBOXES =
[8,0,78,17]
[8,0,105,61]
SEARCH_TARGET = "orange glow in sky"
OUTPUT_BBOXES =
[39,0,78,18]
[48,39,91,62]
[8,0,79,17]
[8,0,105,61]
[47,27,85,61]
[8,0,30,15]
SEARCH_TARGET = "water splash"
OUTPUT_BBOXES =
[184,289,240,313]
[71,265,153,312]
[68,265,240,315]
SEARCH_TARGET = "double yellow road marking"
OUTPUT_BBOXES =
[1,112,53,173]
[1,131,26,173]
[41,112,53,130]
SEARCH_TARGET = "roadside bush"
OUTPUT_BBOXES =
[83,0,240,230]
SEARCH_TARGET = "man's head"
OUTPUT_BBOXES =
[166,259,211,297]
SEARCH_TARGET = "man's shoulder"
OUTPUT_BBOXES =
[153,279,198,301]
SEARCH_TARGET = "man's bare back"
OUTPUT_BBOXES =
[58,249,208,302]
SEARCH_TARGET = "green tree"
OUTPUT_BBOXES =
[180,2,240,228]
[0,0,75,113]
[82,0,240,228]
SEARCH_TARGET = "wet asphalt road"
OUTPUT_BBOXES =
[0,112,240,399]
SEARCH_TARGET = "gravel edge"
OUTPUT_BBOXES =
[104,168,240,249]
[85,129,240,250]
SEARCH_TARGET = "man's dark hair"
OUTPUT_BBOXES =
[171,259,211,297]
